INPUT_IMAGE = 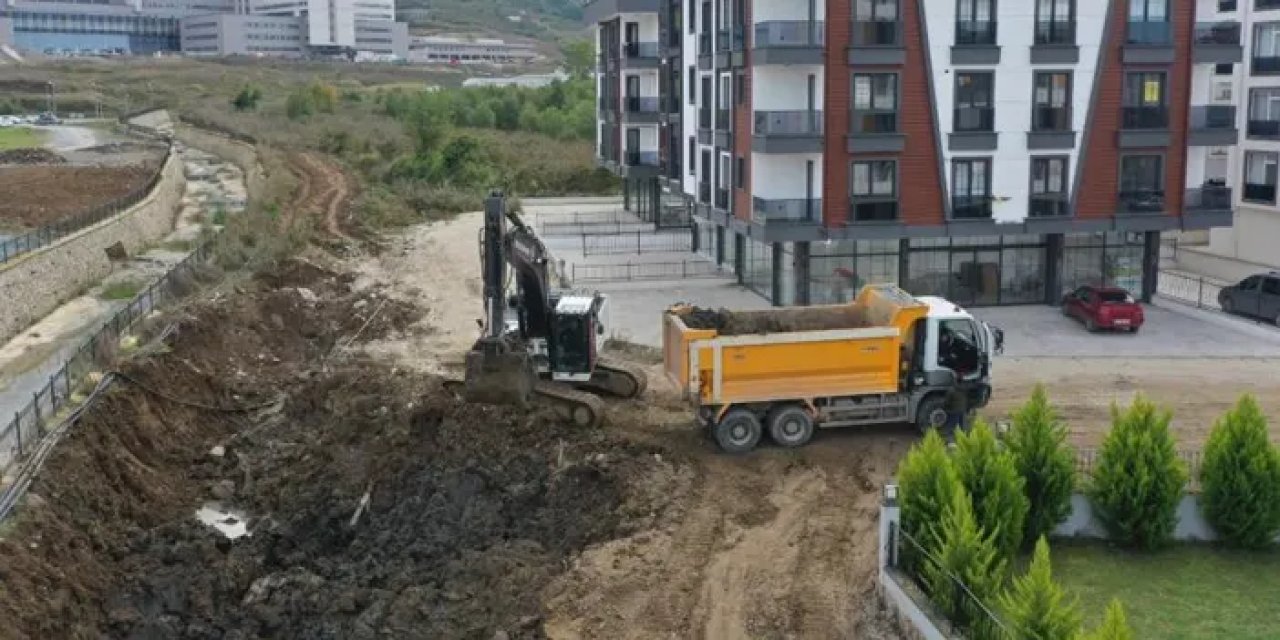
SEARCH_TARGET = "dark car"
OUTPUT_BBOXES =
[1061,285,1144,333]
[1218,273,1280,326]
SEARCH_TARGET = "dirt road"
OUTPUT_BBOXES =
[288,152,355,244]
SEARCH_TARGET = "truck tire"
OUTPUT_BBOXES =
[767,405,814,448]
[915,395,947,435]
[714,409,762,454]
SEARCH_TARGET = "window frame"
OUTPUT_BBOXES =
[1034,0,1075,44]
[1029,156,1070,217]
[1031,71,1072,131]
[851,72,900,134]
[849,159,900,222]
[954,71,995,133]
[951,157,993,219]
[1118,153,1165,206]
[1243,150,1279,204]
[955,0,997,45]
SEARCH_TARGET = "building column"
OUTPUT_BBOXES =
[1142,230,1160,303]
[794,241,811,306]
[1045,233,1064,305]
[898,239,911,290]
[771,242,783,306]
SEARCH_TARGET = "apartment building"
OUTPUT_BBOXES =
[587,0,1241,307]
[407,36,539,65]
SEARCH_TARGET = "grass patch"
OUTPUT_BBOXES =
[98,279,144,301]
[1054,541,1280,639]
[0,127,46,151]
[161,239,195,252]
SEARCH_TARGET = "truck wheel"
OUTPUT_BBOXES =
[714,409,762,454]
[767,405,814,448]
[915,395,947,435]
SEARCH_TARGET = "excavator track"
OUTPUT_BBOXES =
[579,357,649,399]
[535,380,607,429]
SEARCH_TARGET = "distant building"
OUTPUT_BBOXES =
[461,69,568,89]
[407,35,537,65]
[180,11,407,58]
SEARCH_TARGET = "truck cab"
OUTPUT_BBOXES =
[906,297,999,431]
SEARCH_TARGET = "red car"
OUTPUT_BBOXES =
[1061,285,1144,333]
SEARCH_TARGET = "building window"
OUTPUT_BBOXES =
[1032,72,1071,131]
[1121,72,1167,128]
[1035,0,1074,44]
[954,72,994,132]
[1030,157,1069,217]
[1220,0,1236,9]
[1127,0,1170,44]
[852,0,900,46]
[951,158,992,218]
[688,136,697,176]
[688,66,696,105]
[850,160,898,221]
[1118,155,1164,212]
[1215,62,1234,75]
[851,73,898,133]
[735,156,745,189]
[1244,151,1279,204]
[1248,87,1280,137]
[1258,0,1280,11]
[1253,23,1280,74]
[956,0,996,45]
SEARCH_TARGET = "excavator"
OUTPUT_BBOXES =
[451,191,647,427]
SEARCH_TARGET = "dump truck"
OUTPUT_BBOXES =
[663,284,1001,453]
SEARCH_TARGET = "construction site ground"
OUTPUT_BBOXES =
[1,184,1279,639]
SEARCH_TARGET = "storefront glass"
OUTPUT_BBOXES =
[809,240,900,304]
[907,235,1047,305]
[1061,232,1146,299]
[744,239,773,301]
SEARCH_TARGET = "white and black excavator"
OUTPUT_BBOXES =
[454,191,647,427]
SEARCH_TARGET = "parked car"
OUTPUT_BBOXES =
[35,112,60,125]
[1218,273,1280,326]
[1061,285,1145,332]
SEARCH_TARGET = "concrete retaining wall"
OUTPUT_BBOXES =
[174,125,264,202]
[1053,492,1280,543]
[0,150,185,345]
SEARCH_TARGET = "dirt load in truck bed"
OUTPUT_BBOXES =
[676,305,872,335]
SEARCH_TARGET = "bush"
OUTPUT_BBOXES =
[1087,395,1186,550]
[953,420,1029,558]
[998,537,1081,640]
[1200,394,1280,548]
[897,429,961,572]
[1006,385,1076,547]
[1083,599,1134,640]
[922,488,1006,639]
[231,86,262,112]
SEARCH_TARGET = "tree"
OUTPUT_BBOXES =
[953,420,1029,558]
[1087,395,1186,550]
[1006,385,1076,547]
[562,39,595,78]
[231,85,262,111]
[922,488,1007,639]
[285,90,314,120]
[998,537,1082,640]
[1083,599,1134,640]
[897,429,961,573]
[1200,394,1280,548]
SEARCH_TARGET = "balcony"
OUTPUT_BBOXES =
[850,200,898,222]
[1028,106,1075,149]
[1031,20,1078,63]
[1193,21,1243,63]
[624,96,661,123]
[1252,55,1280,76]
[753,110,824,153]
[1124,21,1173,64]
[1119,105,1171,147]
[582,0,663,24]
[1188,105,1238,145]
[622,41,661,68]
[1247,118,1280,139]
[753,21,825,65]
[1244,182,1276,203]
[624,149,660,171]
[952,21,999,64]
[1184,186,1233,211]
[753,197,822,225]
[848,110,904,152]
[950,107,997,151]
[1029,194,1069,217]
[951,195,992,219]
[715,187,729,210]
[1117,190,1165,214]
[852,19,900,47]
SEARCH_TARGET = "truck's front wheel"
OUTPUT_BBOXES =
[767,405,814,448]
[915,395,947,435]
[714,409,762,454]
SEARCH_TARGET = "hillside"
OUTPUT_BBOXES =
[397,0,586,46]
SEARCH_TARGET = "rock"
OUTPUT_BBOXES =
[211,480,237,501]
[492,631,509,640]
[517,615,541,628]
[209,445,226,459]
[295,287,319,303]
[354,299,368,310]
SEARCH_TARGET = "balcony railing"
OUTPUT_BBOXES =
[699,182,711,203]
[952,195,993,219]
[753,197,822,224]
[851,110,898,133]
[624,96,661,114]
[1184,186,1233,210]
[1248,118,1280,138]
[850,200,899,222]
[955,20,996,46]
[1029,194,1069,217]
[1244,182,1276,203]
[699,109,711,129]
[624,41,660,60]
[754,21,825,47]
[1194,21,1241,45]
[1118,189,1165,213]
[625,150,660,167]
[851,19,900,46]
[754,110,825,135]
[1032,106,1070,131]
[1252,56,1280,75]
[715,187,729,209]
[954,106,994,132]
[1189,105,1236,129]
[1121,105,1169,129]
[1127,20,1171,45]
[1035,19,1075,45]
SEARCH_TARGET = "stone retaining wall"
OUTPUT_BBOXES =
[0,150,185,344]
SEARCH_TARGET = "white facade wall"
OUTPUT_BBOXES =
[751,152,822,200]
[751,0,823,24]
[752,64,823,110]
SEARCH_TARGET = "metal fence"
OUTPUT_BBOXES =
[1157,269,1226,311]
[1075,448,1204,489]
[888,523,1011,639]
[570,260,727,283]
[0,148,171,265]
[580,230,693,256]
[541,219,656,237]
[0,241,211,471]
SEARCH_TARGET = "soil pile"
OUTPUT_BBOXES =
[0,148,65,165]
[676,305,869,336]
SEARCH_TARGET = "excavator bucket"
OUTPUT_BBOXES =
[462,337,536,407]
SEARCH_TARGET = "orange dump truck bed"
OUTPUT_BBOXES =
[663,285,928,407]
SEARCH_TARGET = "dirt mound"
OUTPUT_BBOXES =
[0,147,65,165]
[675,305,869,335]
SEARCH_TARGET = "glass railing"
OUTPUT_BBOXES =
[1194,21,1241,45]
[1118,190,1165,213]
[1121,105,1169,129]
[850,200,898,222]
[1247,118,1280,138]
[1252,56,1280,75]
[954,106,994,132]
[754,110,824,135]
[754,20,825,47]
[1189,105,1236,129]
[1029,195,1069,217]
[624,41,660,59]
[851,20,900,46]
[952,195,993,219]
[1034,20,1074,45]
[1127,20,1171,45]
[625,150,660,167]
[955,20,996,45]
[753,197,822,223]
[1184,186,1233,210]
[1032,106,1070,131]
[1243,183,1276,203]
[851,110,898,133]
[624,96,661,114]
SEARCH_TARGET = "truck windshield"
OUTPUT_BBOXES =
[939,319,980,377]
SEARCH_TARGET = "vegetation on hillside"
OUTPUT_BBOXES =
[396,0,583,43]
